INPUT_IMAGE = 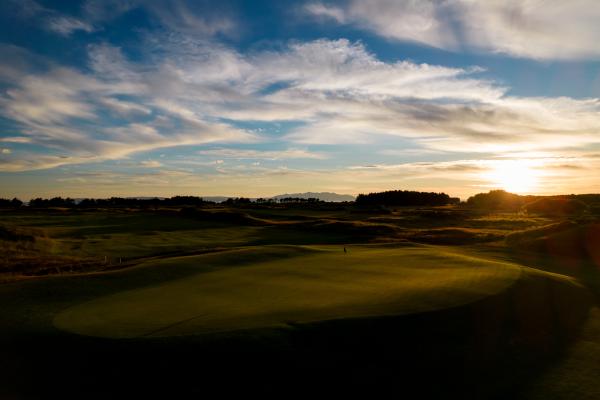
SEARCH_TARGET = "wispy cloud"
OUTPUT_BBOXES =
[198,148,327,160]
[7,0,237,39]
[8,0,96,36]
[304,0,600,60]
[0,40,259,171]
[0,137,30,143]
[82,0,236,37]
[303,2,346,23]
[46,15,95,36]
[144,0,237,37]
[139,160,163,168]
[2,30,600,182]
[304,0,457,49]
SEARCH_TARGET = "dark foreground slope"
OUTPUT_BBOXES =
[0,245,591,399]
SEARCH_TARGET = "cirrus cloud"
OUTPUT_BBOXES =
[304,0,600,60]
[1,36,600,174]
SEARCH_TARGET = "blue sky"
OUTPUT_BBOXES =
[1,0,600,199]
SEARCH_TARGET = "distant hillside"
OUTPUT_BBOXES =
[271,192,355,202]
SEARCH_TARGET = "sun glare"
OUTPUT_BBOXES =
[485,160,541,194]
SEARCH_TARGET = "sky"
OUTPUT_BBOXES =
[1,0,600,200]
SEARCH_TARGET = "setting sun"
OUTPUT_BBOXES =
[485,160,541,194]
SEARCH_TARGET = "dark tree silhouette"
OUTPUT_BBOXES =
[355,190,456,207]
[465,190,525,211]
[0,198,23,208]
[29,197,75,208]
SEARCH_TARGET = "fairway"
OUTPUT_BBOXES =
[55,245,522,338]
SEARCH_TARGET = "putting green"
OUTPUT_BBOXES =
[54,245,522,338]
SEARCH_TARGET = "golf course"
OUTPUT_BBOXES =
[2,202,598,398]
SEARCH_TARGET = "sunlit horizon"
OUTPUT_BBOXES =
[1,154,595,201]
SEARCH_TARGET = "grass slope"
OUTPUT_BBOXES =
[55,244,522,338]
[1,243,592,398]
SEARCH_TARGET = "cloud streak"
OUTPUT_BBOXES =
[8,0,95,36]
[304,0,600,60]
[198,148,327,160]
[1,35,599,179]
[82,0,237,37]
[0,52,256,170]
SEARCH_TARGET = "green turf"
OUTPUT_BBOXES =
[3,207,599,398]
[54,244,522,338]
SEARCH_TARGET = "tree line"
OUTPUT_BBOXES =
[0,196,213,208]
[0,198,23,208]
[355,190,460,207]
[0,195,327,208]
[3,190,600,211]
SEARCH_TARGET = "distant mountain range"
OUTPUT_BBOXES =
[165,192,356,202]
[203,192,355,202]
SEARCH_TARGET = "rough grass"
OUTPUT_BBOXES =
[1,207,563,277]
[0,224,89,275]
[0,212,264,277]
[505,221,578,247]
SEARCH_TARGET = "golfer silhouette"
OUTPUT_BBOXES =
[343,246,347,254]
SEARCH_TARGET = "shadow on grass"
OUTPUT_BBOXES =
[1,267,591,399]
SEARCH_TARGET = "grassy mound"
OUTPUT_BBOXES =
[408,228,503,244]
[505,221,578,246]
[506,221,600,263]
[523,197,588,216]
[54,244,523,338]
